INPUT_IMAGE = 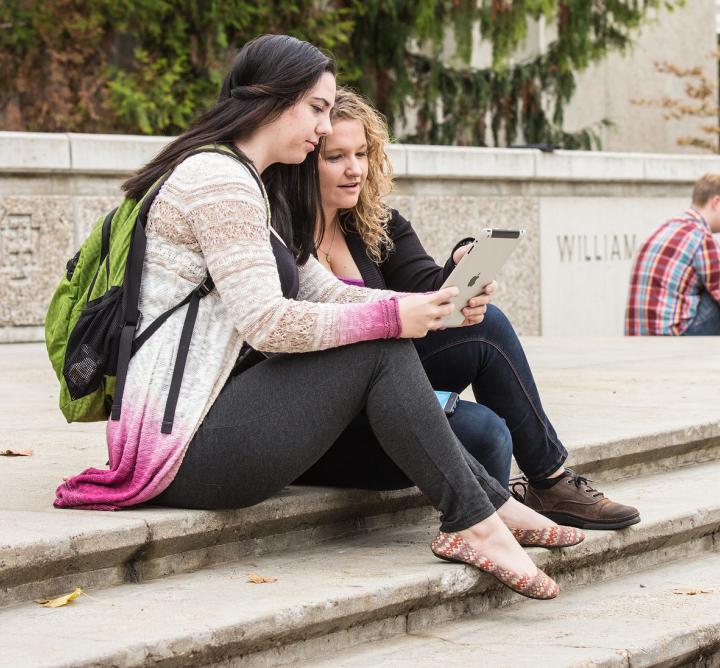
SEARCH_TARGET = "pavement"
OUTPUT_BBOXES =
[1,337,719,667]
[2,337,719,514]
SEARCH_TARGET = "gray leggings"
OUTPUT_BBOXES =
[153,339,509,532]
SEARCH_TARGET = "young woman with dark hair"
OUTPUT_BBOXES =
[55,36,583,600]
[301,87,640,531]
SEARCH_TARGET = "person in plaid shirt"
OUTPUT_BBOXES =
[626,173,720,335]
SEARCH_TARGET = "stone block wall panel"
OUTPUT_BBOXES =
[2,133,719,341]
[0,196,74,327]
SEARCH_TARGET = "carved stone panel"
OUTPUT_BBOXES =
[0,214,40,281]
[0,197,74,327]
[540,196,689,336]
[74,196,120,247]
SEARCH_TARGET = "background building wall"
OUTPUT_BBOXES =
[434,0,719,153]
[562,0,719,154]
[1,132,718,343]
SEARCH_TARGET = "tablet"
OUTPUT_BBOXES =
[440,228,526,327]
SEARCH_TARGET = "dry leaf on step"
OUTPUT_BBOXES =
[1,449,33,457]
[248,574,277,584]
[35,588,83,608]
[672,588,714,596]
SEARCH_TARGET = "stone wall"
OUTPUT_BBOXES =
[1,132,718,342]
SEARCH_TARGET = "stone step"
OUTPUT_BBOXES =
[3,416,719,609]
[0,461,718,668]
[0,486,435,608]
[304,551,720,668]
[2,340,720,607]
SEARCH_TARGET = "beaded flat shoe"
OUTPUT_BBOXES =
[431,531,559,600]
[510,526,585,548]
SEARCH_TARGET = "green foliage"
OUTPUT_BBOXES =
[0,0,352,134]
[0,0,684,149]
[349,0,684,148]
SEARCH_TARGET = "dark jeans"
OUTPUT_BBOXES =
[154,339,509,532]
[684,290,720,335]
[415,304,568,481]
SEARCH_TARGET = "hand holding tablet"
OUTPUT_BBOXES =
[440,229,526,327]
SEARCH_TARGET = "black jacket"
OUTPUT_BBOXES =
[345,209,473,291]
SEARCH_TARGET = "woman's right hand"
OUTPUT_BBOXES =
[397,287,459,338]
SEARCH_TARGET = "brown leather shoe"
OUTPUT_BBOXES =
[510,469,640,530]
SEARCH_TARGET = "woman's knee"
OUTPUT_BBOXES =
[475,303,513,335]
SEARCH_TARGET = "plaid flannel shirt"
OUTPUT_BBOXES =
[625,209,720,335]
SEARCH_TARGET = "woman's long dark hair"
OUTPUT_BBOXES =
[122,34,335,264]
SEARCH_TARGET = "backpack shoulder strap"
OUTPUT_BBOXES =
[110,176,170,422]
[111,143,265,431]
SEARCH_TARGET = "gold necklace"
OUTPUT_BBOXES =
[318,220,338,266]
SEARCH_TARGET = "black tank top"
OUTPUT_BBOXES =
[270,232,299,299]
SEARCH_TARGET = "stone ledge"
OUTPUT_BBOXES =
[0,327,44,344]
[0,461,718,667]
[304,552,720,668]
[404,145,536,180]
[67,133,172,174]
[0,132,70,172]
[1,131,718,182]
[535,149,646,181]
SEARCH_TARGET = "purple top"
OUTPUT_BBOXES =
[338,276,366,287]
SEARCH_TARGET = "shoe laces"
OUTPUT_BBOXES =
[566,469,604,498]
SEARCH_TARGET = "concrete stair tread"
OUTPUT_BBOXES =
[4,338,720,606]
[2,419,719,608]
[4,339,720,511]
[0,460,719,667]
[0,484,434,606]
[305,551,720,668]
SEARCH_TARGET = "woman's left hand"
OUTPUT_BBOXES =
[460,280,496,327]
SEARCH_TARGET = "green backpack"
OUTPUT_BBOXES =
[45,143,262,434]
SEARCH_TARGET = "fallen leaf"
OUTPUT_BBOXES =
[35,588,83,608]
[1,449,33,457]
[248,574,277,584]
[673,588,714,596]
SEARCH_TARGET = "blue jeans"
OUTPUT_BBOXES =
[684,291,720,335]
[414,304,568,481]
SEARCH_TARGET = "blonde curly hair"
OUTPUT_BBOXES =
[325,87,395,263]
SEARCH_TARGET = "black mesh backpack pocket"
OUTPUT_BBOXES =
[63,286,124,400]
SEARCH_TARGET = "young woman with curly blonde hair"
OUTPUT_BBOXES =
[294,87,640,533]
